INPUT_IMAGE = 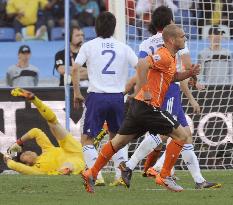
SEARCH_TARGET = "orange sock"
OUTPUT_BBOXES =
[91,141,116,179]
[144,149,161,172]
[160,139,184,178]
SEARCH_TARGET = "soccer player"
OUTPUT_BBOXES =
[81,24,201,193]
[72,12,138,186]
[121,6,221,189]
[5,88,85,175]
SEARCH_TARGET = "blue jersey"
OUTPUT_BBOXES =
[139,32,188,126]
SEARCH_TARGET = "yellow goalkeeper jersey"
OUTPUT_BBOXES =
[7,128,85,175]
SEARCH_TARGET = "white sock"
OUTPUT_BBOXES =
[181,144,205,183]
[112,146,128,179]
[83,145,103,180]
[126,133,162,170]
[153,150,165,171]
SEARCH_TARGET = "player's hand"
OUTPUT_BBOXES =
[3,154,12,164]
[188,76,197,88]
[143,91,152,103]
[189,64,200,76]
[190,99,201,114]
[7,143,22,155]
[195,82,205,90]
[73,92,84,109]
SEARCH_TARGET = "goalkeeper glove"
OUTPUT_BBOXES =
[7,138,23,156]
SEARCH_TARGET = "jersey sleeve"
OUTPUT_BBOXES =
[27,128,54,151]
[7,160,44,175]
[54,51,64,70]
[75,43,87,66]
[127,46,138,68]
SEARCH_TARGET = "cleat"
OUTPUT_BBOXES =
[171,174,180,181]
[146,167,159,178]
[195,181,222,189]
[11,88,35,100]
[142,172,147,177]
[95,178,105,186]
[118,161,132,188]
[109,178,125,186]
[81,169,95,193]
[156,174,183,192]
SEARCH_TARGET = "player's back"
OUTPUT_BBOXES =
[139,33,164,58]
[76,37,137,93]
[135,47,177,107]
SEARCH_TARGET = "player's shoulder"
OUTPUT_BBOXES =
[55,49,65,57]
[7,64,17,72]
[153,47,173,64]
[156,46,170,56]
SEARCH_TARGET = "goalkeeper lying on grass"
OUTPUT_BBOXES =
[3,88,85,175]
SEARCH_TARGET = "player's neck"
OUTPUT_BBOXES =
[164,44,176,57]
[17,60,29,68]
[70,44,81,53]
[210,44,221,51]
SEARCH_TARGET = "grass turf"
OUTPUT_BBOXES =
[0,170,232,205]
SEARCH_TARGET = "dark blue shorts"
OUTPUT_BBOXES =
[81,92,124,137]
[161,83,188,127]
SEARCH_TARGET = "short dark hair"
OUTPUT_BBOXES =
[148,6,173,35]
[95,11,116,38]
[70,25,82,42]
[208,25,225,35]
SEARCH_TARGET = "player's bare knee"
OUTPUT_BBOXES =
[111,134,133,151]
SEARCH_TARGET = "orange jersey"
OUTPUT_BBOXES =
[135,46,176,107]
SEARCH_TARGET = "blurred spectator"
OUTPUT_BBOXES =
[95,0,106,12]
[54,26,88,86]
[136,0,178,16]
[74,0,100,27]
[6,45,39,87]
[0,0,13,27]
[198,0,233,36]
[198,26,233,84]
[45,0,78,34]
[6,0,55,41]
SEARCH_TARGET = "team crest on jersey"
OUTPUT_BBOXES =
[153,54,161,61]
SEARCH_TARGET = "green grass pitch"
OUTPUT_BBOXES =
[0,170,232,205]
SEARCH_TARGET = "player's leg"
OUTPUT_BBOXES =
[125,132,162,172]
[105,94,128,186]
[146,107,187,192]
[81,98,142,193]
[176,107,221,189]
[81,93,107,186]
[82,133,136,193]
[11,88,58,124]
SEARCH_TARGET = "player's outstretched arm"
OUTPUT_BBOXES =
[173,64,200,82]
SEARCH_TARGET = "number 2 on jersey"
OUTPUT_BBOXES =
[101,50,116,74]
